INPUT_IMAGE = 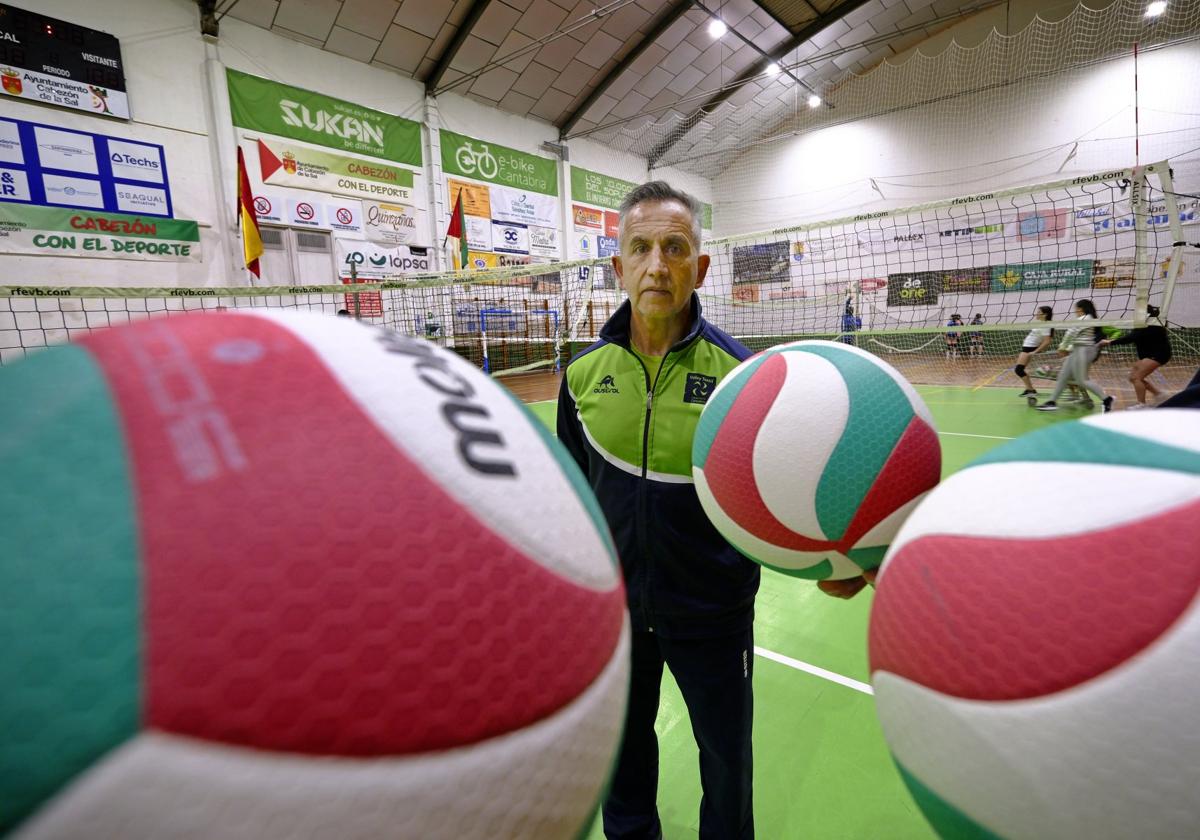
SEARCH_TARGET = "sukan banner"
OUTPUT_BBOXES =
[0,203,200,261]
[255,138,414,203]
[227,69,422,166]
[440,129,558,197]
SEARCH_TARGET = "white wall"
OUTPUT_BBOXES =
[712,39,1200,235]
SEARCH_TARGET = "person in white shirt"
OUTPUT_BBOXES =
[1014,305,1054,397]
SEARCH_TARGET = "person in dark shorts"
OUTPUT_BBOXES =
[945,313,963,360]
[1098,304,1172,409]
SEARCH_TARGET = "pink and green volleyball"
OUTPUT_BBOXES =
[869,410,1200,839]
[692,340,941,580]
[0,310,628,839]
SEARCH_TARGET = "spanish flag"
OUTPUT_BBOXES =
[237,146,263,278]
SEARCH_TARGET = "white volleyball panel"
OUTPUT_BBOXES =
[873,593,1200,840]
[16,623,631,840]
[246,311,617,592]
[696,470,864,579]
[1080,409,1200,454]
[884,461,1200,562]
[752,352,849,540]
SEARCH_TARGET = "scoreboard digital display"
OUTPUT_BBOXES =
[0,3,129,119]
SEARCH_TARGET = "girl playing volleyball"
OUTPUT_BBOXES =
[1014,305,1054,397]
[1098,304,1172,409]
[1036,299,1113,413]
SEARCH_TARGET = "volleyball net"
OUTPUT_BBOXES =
[3,162,1197,391]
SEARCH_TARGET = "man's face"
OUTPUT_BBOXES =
[613,200,708,324]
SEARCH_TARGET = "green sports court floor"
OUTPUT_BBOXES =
[524,384,1081,839]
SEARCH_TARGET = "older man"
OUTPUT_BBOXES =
[557,182,758,839]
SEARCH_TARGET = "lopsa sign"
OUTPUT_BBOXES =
[886,271,941,306]
[336,238,430,279]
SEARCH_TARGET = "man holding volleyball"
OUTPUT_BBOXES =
[557,182,758,839]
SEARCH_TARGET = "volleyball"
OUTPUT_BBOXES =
[0,310,628,840]
[692,340,941,580]
[869,410,1200,839]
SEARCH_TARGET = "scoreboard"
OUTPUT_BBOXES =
[0,3,128,119]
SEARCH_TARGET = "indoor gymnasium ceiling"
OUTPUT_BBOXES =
[222,0,996,166]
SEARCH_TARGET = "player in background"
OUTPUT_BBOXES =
[1098,304,1172,409]
[968,313,985,357]
[1014,305,1054,397]
[945,313,963,360]
[1036,298,1113,413]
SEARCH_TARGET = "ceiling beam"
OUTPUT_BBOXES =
[646,0,873,167]
[558,0,694,138]
[425,0,493,94]
[744,0,797,35]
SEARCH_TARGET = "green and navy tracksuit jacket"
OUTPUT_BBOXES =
[557,296,761,638]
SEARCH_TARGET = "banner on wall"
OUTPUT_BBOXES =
[363,200,418,246]
[1015,209,1070,241]
[0,203,200,261]
[570,166,637,211]
[886,271,941,306]
[1092,257,1135,288]
[227,69,422,165]
[937,220,1006,243]
[492,220,529,254]
[572,204,603,229]
[465,215,492,251]
[940,268,991,294]
[1,117,174,217]
[0,5,130,119]
[489,182,558,228]
[256,138,415,203]
[440,129,558,196]
[598,235,618,257]
[447,178,492,217]
[467,250,498,270]
[990,259,1093,292]
[336,238,432,279]
[732,242,789,285]
[529,225,558,258]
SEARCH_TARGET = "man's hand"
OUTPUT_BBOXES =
[817,568,878,599]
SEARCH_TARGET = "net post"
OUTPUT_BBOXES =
[1130,165,1150,328]
[1151,161,1184,320]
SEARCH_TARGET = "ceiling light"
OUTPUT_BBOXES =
[808,94,822,108]
[1145,1,1167,17]
[766,62,781,76]
[708,18,727,38]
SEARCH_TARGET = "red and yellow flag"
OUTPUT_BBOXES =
[236,147,263,278]
[446,190,469,271]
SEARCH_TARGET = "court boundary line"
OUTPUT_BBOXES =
[754,646,874,695]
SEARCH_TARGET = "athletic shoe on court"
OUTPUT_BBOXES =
[1019,389,1037,397]
[1103,396,1114,413]
[1035,401,1058,411]
[1126,403,1148,411]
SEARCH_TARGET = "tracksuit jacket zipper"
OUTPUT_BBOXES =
[632,346,675,634]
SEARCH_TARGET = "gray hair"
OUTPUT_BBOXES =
[618,181,703,247]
